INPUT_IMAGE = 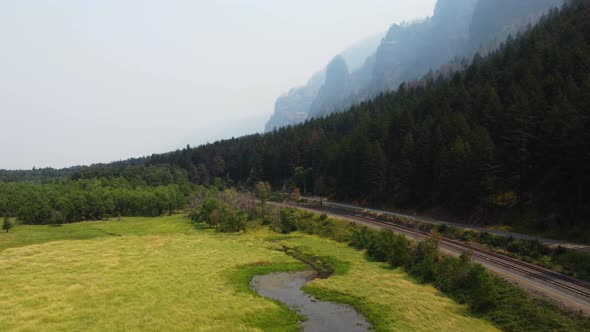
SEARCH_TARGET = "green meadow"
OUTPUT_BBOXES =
[0,216,497,331]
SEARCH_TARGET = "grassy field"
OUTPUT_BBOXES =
[0,216,497,331]
[278,236,495,331]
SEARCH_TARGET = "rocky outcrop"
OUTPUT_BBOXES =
[308,56,351,118]
[369,0,477,96]
[265,72,324,132]
[265,34,382,132]
[266,0,565,128]
[468,0,564,52]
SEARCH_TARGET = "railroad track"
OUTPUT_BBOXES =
[294,203,590,301]
[322,201,590,254]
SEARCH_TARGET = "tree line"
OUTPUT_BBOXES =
[2,2,589,234]
[193,191,589,331]
[140,2,590,234]
[0,177,189,224]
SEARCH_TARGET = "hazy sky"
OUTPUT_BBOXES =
[0,0,437,170]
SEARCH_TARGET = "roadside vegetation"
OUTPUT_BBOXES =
[339,205,590,283]
[1,183,589,331]
[225,188,590,332]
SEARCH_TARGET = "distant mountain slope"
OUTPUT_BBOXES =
[469,0,565,51]
[8,0,589,235]
[267,0,564,130]
[264,33,383,132]
[142,0,589,232]
[367,0,477,97]
[264,72,325,133]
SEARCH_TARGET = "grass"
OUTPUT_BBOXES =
[0,215,197,252]
[276,235,498,332]
[0,216,497,331]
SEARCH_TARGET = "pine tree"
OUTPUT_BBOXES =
[500,87,533,214]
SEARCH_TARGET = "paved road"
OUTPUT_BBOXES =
[301,197,590,253]
[271,201,590,315]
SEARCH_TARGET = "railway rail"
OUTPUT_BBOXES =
[278,201,590,314]
[319,200,590,254]
[350,210,590,299]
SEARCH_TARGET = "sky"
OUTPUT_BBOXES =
[0,0,437,170]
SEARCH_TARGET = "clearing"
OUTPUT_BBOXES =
[0,216,497,331]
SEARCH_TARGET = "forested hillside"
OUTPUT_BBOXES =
[1,1,588,235]
[265,0,563,131]
[148,2,589,232]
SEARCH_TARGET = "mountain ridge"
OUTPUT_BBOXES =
[266,0,564,131]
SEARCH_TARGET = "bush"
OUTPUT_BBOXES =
[461,230,476,243]
[194,198,222,227]
[350,226,375,250]
[216,208,247,233]
[262,205,590,330]
[466,264,497,313]
[390,235,413,268]
[313,219,336,238]
[553,250,590,281]
[191,197,247,233]
[434,255,471,303]
[367,230,397,262]
[408,233,440,282]
[272,208,297,234]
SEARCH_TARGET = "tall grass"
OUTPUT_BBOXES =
[0,216,497,331]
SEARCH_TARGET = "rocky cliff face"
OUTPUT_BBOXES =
[266,0,564,129]
[265,34,382,132]
[308,56,351,118]
[308,0,477,119]
[265,72,324,132]
[368,0,477,96]
[468,0,564,52]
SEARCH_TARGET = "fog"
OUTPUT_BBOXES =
[0,0,436,169]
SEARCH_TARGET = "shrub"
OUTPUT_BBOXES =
[272,208,297,234]
[367,229,397,262]
[314,219,336,238]
[349,226,375,250]
[408,232,440,282]
[389,235,413,268]
[466,264,497,313]
[194,197,222,228]
[434,255,471,303]
[461,230,476,243]
[216,208,247,233]
[191,197,247,233]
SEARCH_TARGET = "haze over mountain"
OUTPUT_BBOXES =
[0,0,437,170]
[264,34,383,133]
[265,0,564,131]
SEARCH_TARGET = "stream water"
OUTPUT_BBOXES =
[250,270,372,332]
